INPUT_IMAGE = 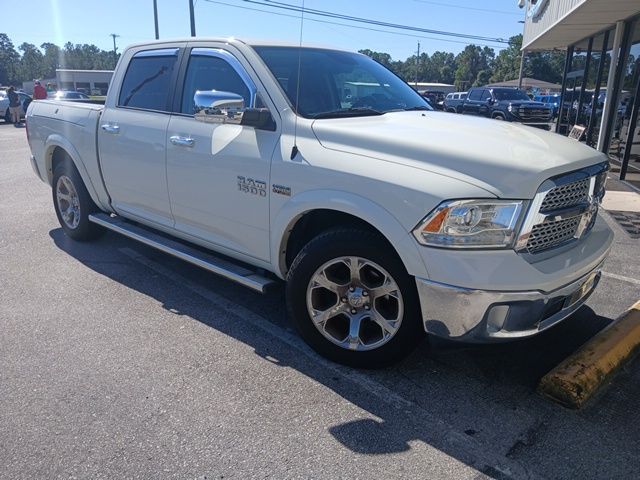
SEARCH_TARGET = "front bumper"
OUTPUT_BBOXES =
[416,266,602,342]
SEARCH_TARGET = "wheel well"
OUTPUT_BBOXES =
[282,209,397,273]
[492,112,506,118]
[49,146,71,182]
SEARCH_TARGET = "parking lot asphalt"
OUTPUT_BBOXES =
[1,123,640,479]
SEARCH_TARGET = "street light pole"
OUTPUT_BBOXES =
[109,33,120,69]
[153,0,159,40]
[189,0,196,37]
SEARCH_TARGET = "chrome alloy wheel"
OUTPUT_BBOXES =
[56,175,81,229]
[306,256,404,352]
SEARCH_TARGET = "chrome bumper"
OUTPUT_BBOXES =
[416,266,602,342]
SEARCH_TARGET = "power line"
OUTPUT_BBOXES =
[234,0,510,44]
[410,0,522,16]
[202,0,508,50]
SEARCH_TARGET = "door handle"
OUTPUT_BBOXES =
[101,124,120,134]
[170,135,195,147]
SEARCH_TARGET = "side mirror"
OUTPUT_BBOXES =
[194,90,245,125]
[194,90,276,131]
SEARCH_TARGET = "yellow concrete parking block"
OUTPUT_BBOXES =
[538,301,640,409]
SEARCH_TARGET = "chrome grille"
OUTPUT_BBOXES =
[540,178,590,212]
[519,163,608,255]
[527,217,581,254]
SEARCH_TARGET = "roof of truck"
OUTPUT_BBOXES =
[123,37,342,52]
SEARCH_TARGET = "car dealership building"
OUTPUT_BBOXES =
[521,0,640,188]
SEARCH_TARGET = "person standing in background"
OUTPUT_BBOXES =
[7,86,21,125]
[33,81,47,100]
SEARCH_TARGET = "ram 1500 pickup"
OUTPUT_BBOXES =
[26,38,613,368]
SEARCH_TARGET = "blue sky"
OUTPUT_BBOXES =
[5,0,525,60]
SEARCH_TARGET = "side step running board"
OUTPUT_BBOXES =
[89,213,275,293]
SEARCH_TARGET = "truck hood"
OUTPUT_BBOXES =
[311,111,606,198]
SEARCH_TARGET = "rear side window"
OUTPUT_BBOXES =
[468,89,482,101]
[118,49,179,111]
[461,93,467,99]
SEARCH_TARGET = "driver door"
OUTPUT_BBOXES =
[166,47,280,261]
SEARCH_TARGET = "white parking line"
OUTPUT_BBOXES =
[602,271,640,287]
[118,246,533,479]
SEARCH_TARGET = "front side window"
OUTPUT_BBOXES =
[480,90,492,101]
[254,46,431,118]
[181,53,251,115]
[118,50,178,111]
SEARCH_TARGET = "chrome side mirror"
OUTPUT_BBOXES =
[194,90,245,124]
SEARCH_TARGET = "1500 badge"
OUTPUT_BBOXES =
[237,176,267,197]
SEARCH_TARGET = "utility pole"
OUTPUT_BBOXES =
[153,0,159,39]
[110,33,120,69]
[414,41,420,88]
[189,0,196,37]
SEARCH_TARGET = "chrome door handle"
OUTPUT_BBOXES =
[170,135,194,147]
[101,124,120,134]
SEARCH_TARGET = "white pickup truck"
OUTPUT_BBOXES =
[26,38,613,367]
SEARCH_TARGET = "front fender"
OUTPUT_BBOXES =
[271,189,429,280]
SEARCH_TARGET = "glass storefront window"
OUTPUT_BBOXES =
[614,18,640,187]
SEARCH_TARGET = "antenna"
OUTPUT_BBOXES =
[291,0,305,160]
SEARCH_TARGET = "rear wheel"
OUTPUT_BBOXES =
[52,159,103,241]
[286,229,425,368]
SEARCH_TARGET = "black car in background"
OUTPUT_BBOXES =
[460,87,553,129]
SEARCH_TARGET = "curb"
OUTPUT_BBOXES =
[538,301,640,409]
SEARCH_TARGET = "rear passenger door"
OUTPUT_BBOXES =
[463,89,482,115]
[99,47,181,228]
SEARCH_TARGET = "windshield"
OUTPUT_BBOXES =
[493,89,531,101]
[253,46,431,118]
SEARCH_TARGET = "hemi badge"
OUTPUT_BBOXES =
[272,184,291,196]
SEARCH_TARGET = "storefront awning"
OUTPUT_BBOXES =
[523,0,639,51]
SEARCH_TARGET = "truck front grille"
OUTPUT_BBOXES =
[540,178,590,212]
[517,107,552,122]
[519,164,608,255]
[526,216,582,254]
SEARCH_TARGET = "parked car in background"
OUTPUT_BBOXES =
[49,90,91,100]
[1,90,32,123]
[461,87,553,129]
[443,91,467,113]
[534,94,561,117]
[420,91,446,110]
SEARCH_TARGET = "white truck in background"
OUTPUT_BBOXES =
[26,38,613,367]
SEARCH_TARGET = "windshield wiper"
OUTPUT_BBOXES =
[313,107,384,119]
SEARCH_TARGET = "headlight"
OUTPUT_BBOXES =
[412,199,524,248]
[508,105,514,113]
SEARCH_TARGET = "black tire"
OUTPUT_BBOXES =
[286,229,425,368]
[52,158,103,241]
[493,113,506,121]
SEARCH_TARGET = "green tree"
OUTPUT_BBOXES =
[0,33,20,85]
[41,42,62,79]
[358,49,393,68]
[18,43,45,82]
[491,34,522,83]
[454,45,494,90]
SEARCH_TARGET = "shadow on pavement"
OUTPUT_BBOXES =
[49,228,640,479]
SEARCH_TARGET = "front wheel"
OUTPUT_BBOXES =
[52,159,103,241]
[493,114,506,121]
[286,229,425,368]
